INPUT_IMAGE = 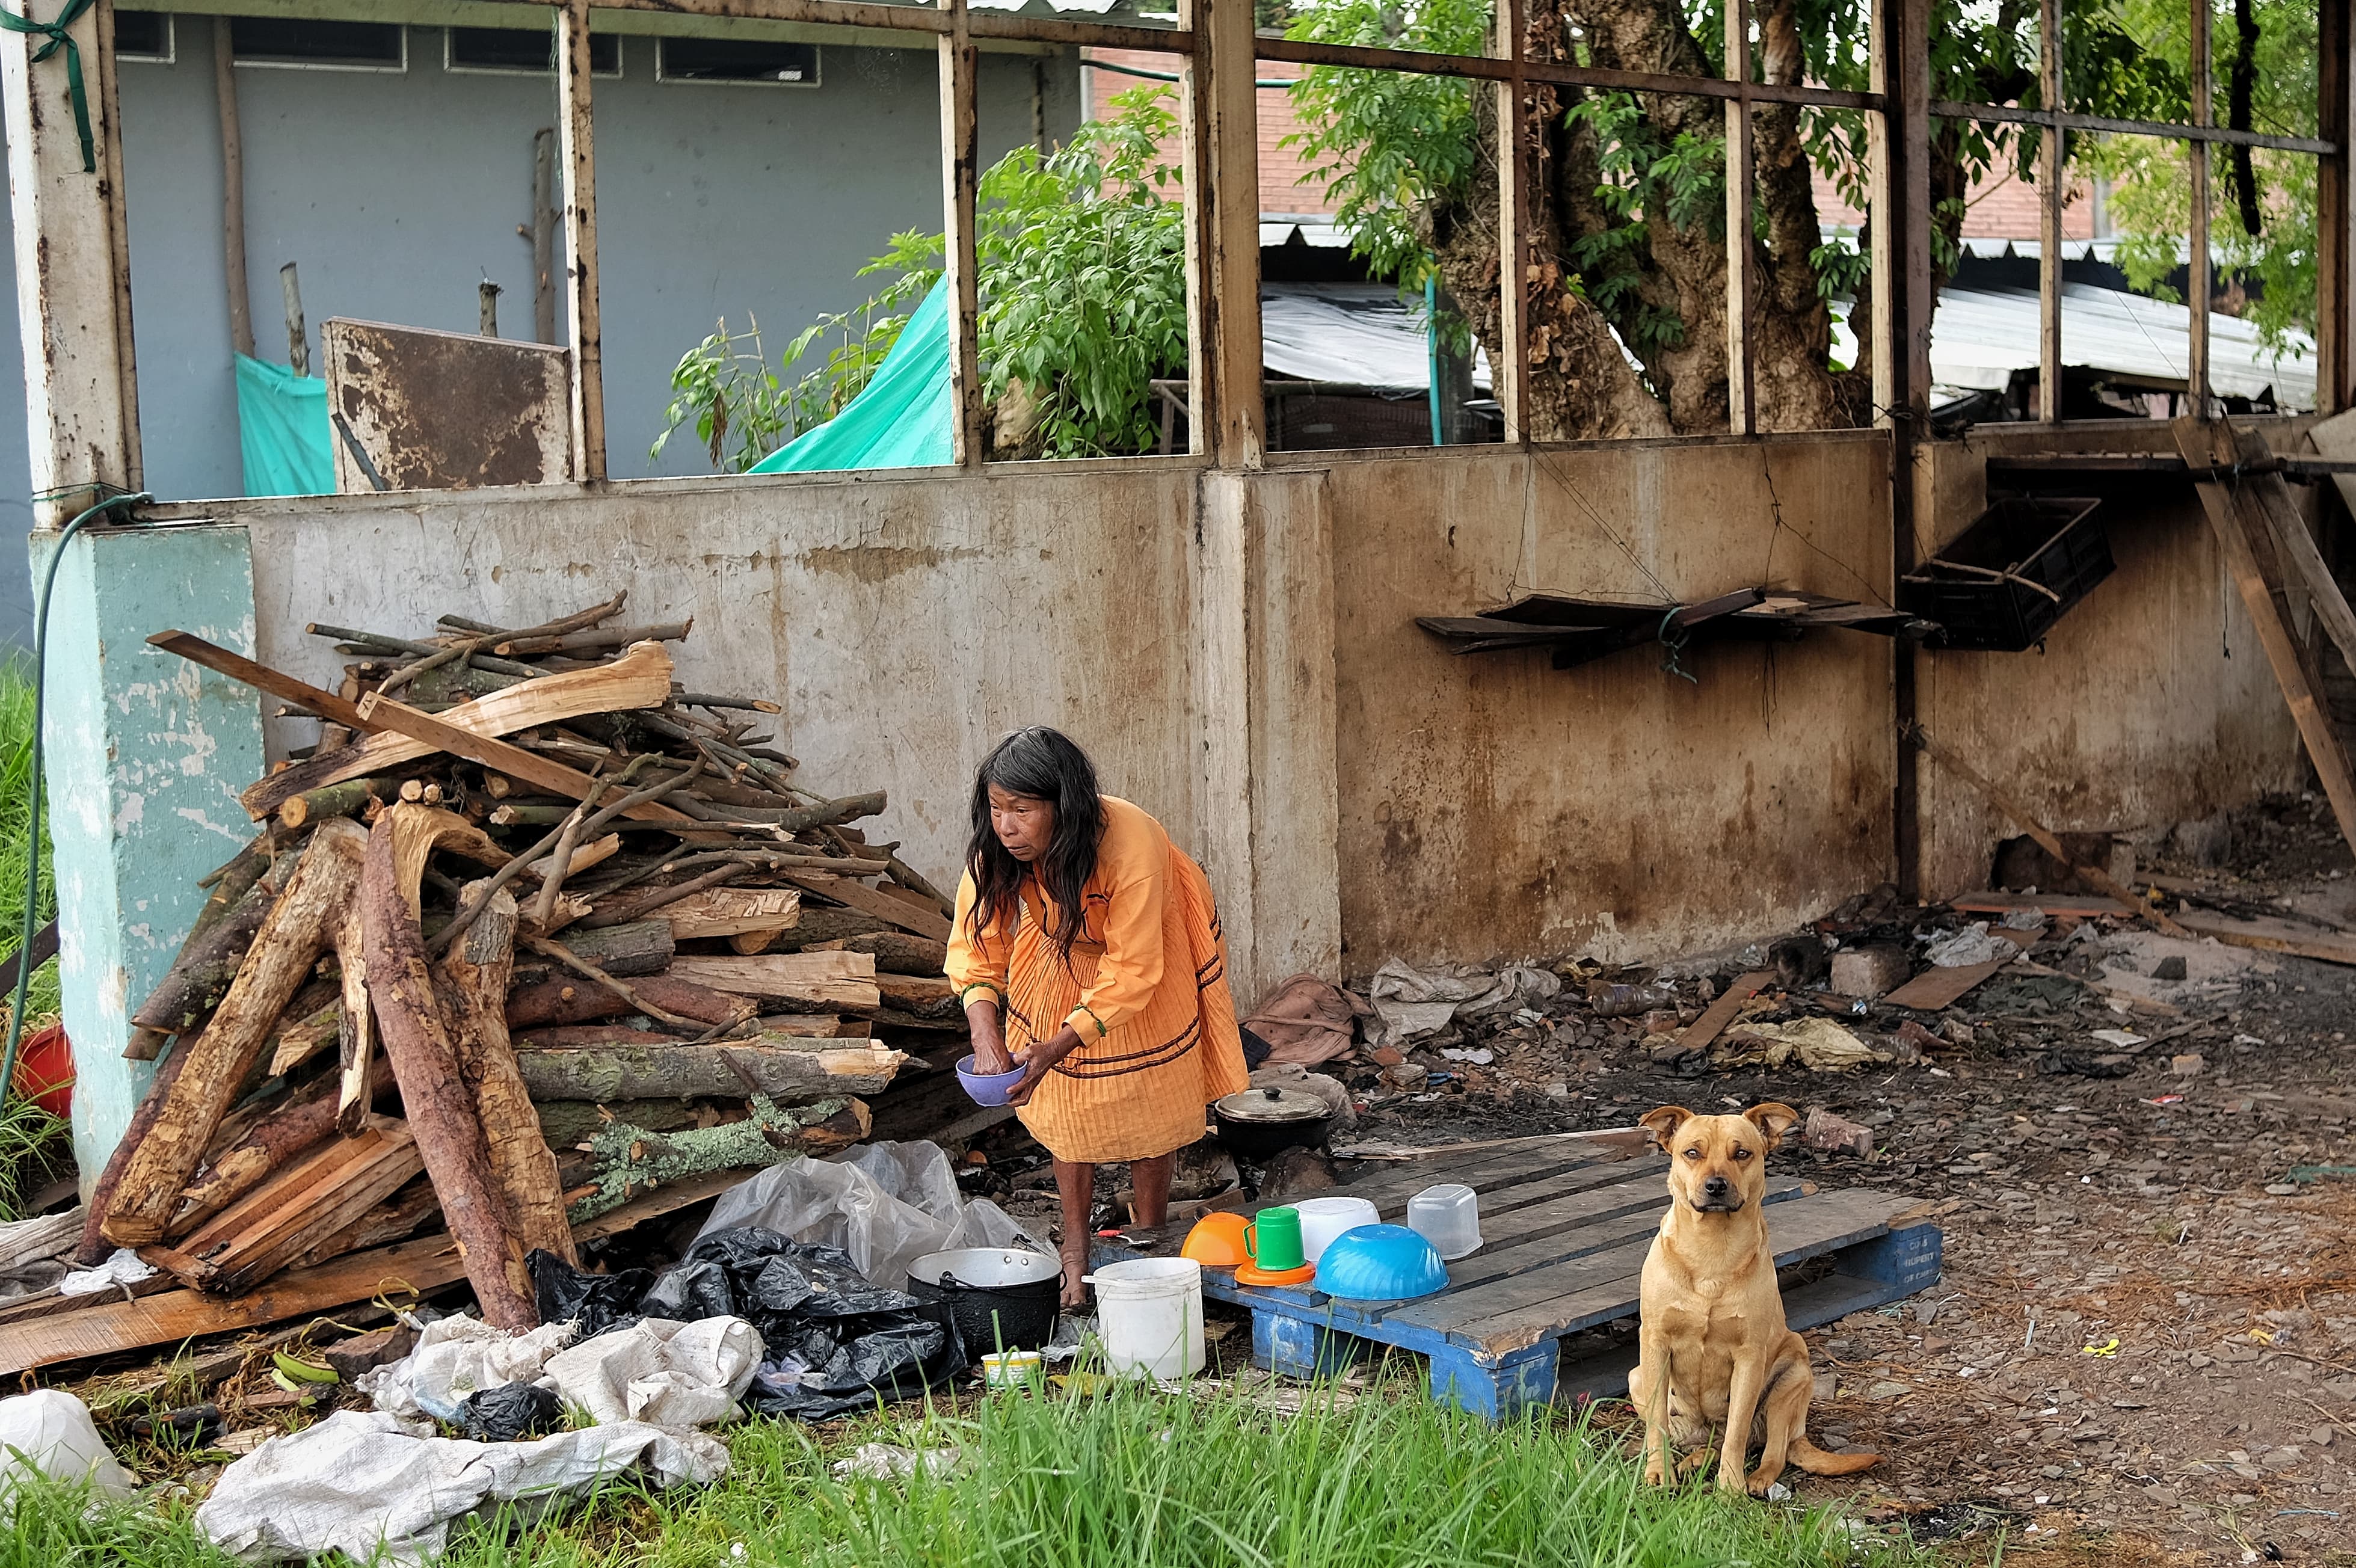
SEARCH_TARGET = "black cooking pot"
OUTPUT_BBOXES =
[904,1247,1060,1353]
[1211,1086,1336,1161]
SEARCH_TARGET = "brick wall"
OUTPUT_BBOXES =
[1084,49,1336,215]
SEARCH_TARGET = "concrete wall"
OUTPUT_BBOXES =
[1910,422,2308,896]
[112,15,1077,501]
[1314,434,1899,968]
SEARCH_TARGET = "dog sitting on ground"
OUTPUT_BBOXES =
[1628,1103,1880,1494]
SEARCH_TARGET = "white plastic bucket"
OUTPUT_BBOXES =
[1293,1195,1380,1264]
[1084,1257,1205,1380]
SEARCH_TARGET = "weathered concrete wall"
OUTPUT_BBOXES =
[1910,422,2307,897]
[1310,432,1898,970]
[226,456,1207,890]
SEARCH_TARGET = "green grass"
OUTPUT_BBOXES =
[0,1376,1937,1568]
[0,653,67,1220]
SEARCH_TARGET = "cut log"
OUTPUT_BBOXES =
[758,1015,870,1038]
[277,777,386,830]
[804,932,949,972]
[505,970,757,1030]
[0,1172,743,1377]
[874,972,958,1019]
[515,1040,906,1101]
[75,1038,190,1265]
[163,1116,423,1296]
[668,951,874,985]
[492,620,690,657]
[128,872,285,1035]
[361,807,537,1329]
[662,886,802,941]
[171,1079,341,1235]
[331,906,375,1133]
[438,879,576,1267]
[289,1176,442,1270]
[241,642,674,820]
[103,820,369,1247]
[785,872,953,941]
[512,1018,864,1049]
[509,918,673,982]
[265,989,343,1078]
[567,1096,871,1221]
[774,908,891,948]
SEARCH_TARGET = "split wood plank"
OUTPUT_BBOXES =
[1672,969,1773,1054]
[346,695,705,837]
[666,952,885,1013]
[239,641,673,819]
[0,1171,747,1377]
[147,630,384,734]
[1948,891,2132,917]
[2174,908,2356,966]
[2233,423,2356,685]
[785,872,954,941]
[162,1118,423,1296]
[2176,416,2356,856]
[1883,957,2010,1011]
[1908,722,2188,938]
[102,821,369,1247]
[665,886,801,939]
[515,1040,907,1101]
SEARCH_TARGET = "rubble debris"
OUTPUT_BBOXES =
[1803,1107,1876,1158]
[1831,945,1910,998]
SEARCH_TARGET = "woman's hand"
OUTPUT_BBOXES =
[1007,1024,1084,1107]
[967,998,1013,1075]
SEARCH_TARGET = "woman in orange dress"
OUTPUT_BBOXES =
[947,727,1250,1308]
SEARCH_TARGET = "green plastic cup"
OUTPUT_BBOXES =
[1244,1207,1306,1271]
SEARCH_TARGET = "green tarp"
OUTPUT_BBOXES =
[233,354,334,497]
[749,278,953,475]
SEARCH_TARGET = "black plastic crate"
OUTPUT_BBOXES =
[1900,495,2112,651]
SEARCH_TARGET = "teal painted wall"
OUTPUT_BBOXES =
[29,523,263,1194]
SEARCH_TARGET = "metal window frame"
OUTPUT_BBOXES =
[443,23,623,78]
[112,10,173,64]
[652,32,823,86]
[230,17,410,73]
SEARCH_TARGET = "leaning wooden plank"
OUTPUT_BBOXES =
[361,808,537,1330]
[2176,416,2356,855]
[103,821,369,1247]
[785,872,954,941]
[0,1173,746,1377]
[1947,891,2131,917]
[147,630,385,734]
[167,1119,425,1295]
[440,879,577,1267]
[1882,957,2010,1011]
[1908,722,2188,937]
[515,1041,907,1101]
[1672,969,1772,1055]
[345,695,703,837]
[2174,908,2356,965]
[664,886,802,940]
[2237,423,2356,686]
[239,641,674,819]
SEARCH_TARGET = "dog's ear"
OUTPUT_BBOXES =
[1638,1105,1696,1151]
[1744,1102,1801,1149]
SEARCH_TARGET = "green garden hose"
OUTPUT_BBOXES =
[1,488,151,1110]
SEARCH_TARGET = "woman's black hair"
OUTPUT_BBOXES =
[964,726,1104,969]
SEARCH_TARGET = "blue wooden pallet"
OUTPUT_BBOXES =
[1095,1140,1942,1421]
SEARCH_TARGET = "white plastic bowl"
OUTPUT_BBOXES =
[1291,1195,1380,1264]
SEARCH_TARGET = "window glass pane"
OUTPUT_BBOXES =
[656,35,820,85]
[113,10,171,62]
[448,26,621,76]
[231,18,406,70]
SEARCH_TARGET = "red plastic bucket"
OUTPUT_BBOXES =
[12,1021,72,1118]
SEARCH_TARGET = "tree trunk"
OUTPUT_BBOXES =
[360,808,538,1329]
[515,1039,905,1101]
[504,970,754,1030]
[438,879,576,1267]
[104,821,369,1247]
[565,1097,872,1222]
[171,1079,341,1235]
[128,872,283,1035]
[75,1040,188,1265]
[507,917,674,981]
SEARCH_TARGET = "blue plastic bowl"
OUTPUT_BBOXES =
[955,1054,1029,1107]
[1313,1223,1449,1302]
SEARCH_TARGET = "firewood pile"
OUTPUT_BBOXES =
[32,592,970,1357]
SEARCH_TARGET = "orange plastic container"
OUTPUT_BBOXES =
[1180,1211,1250,1268]
[12,1021,72,1118]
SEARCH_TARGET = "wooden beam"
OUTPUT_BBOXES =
[2189,0,2212,416]
[1723,0,1755,435]
[2037,0,2062,422]
[1196,0,1262,467]
[148,630,384,734]
[1875,0,1931,900]
[938,0,982,467]
[2321,0,2353,413]
[349,693,701,829]
[556,0,605,481]
[1491,0,1530,441]
[2175,415,2356,856]
[2228,421,2356,685]
[211,18,253,360]
[2,0,140,523]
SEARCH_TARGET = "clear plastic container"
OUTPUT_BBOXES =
[1406,1183,1483,1260]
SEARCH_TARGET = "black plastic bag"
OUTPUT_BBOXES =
[526,1230,965,1421]
[458,1382,565,1442]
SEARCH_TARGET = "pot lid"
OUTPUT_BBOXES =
[1214,1086,1331,1124]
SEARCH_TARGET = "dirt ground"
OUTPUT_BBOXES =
[1201,795,2356,1566]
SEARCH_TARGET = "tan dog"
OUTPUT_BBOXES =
[1628,1104,1880,1494]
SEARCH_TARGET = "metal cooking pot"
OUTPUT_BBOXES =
[1211,1086,1336,1161]
[904,1247,1061,1354]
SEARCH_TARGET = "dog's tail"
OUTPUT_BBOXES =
[1789,1439,1880,1476]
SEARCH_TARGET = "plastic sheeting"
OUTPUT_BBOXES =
[1259,284,1493,393]
[532,1231,965,1421]
[698,1139,1047,1293]
[358,1316,577,1424]
[233,354,334,497]
[748,280,953,475]
[0,1391,132,1505]
[194,1411,728,1564]
[1362,960,1562,1048]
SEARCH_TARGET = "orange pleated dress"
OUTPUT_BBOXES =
[946,796,1250,1164]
